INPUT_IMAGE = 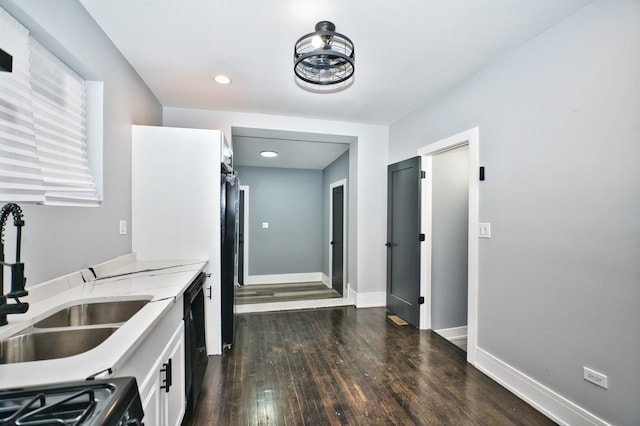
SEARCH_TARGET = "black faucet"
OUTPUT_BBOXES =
[0,203,29,326]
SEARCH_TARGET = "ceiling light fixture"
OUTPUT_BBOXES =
[213,75,231,85]
[260,150,278,158]
[294,21,355,92]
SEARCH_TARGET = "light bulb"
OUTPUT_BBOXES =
[260,151,278,158]
[311,35,324,49]
[213,75,231,85]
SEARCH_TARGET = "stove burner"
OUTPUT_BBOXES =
[0,377,143,426]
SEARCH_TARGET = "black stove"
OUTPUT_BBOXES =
[0,376,143,426]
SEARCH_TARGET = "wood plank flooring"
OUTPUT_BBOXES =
[184,307,555,425]
[235,282,342,305]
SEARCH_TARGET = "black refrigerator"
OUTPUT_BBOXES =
[220,168,238,349]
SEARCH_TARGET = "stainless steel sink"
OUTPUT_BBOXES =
[0,327,117,364]
[34,300,149,328]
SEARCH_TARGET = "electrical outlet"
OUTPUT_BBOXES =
[478,223,491,238]
[119,220,127,235]
[584,367,608,389]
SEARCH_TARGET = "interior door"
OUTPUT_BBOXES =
[331,185,344,295]
[386,156,422,327]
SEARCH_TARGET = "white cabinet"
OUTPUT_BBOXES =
[116,297,186,426]
[141,322,185,426]
[132,125,224,355]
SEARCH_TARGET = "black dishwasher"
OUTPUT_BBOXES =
[183,272,208,413]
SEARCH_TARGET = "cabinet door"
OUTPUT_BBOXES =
[160,322,186,426]
[142,380,160,426]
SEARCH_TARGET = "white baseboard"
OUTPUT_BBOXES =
[236,297,352,313]
[434,325,467,340]
[347,284,357,305]
[244,272,323,285]
[321,273,330,287]
[475,348,611,426]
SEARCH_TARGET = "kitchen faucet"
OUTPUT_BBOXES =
[0,203,29,326]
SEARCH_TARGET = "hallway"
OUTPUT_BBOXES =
[185,307,555,425]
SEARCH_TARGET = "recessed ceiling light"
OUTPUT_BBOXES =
[260,150,278,158]
[213,75,231,85]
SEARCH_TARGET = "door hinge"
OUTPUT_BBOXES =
[420,170,426,179]
[479,166,485,181]
[418,296,425,305]
[419,233,425,242]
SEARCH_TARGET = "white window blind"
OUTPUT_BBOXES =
[29,39,98,206]
[0,7,99,206]
[0,8,45,203]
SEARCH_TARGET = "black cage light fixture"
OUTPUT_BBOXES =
[294,21,355,92]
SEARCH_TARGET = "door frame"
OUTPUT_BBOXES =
[418,127,479,365]
[329,178,348,298]
[238,185,249,286]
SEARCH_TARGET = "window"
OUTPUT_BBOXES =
[0,7,99,206]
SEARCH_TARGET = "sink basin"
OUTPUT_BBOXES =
[34,300,149,328]
[0,327,117,364]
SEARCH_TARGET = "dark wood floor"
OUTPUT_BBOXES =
[184,307,555,425]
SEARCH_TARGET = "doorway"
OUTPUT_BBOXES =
[418,128,479,365]
[230,128,353,313]
[329,179,347,295]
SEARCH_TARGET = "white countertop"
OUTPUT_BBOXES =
[0,254,207,389]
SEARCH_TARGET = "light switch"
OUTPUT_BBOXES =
[478,223,491,238]
[262,222,269,229]
[119,220,127,235]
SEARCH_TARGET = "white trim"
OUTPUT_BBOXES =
[85,81,104,202]
[329,178,348,296]
[239,185,249,285]
[420,155,433,331]
[418,127,480,365]
[236,297,353,313]
[475,348,612,426]
[321,273,330,287]
[244,272,324,285]
[347,284,357,305]
[434,326,468,340]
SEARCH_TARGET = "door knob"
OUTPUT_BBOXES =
[385,242,392,247]
[330,241,335,245]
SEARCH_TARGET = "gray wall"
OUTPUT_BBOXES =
[431,146,468,331]
[0,0,162,285]
[388,1,640,424]
[321,151,349,277]
[236,166,323,276]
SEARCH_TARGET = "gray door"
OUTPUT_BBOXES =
[387,156,422,327]
[331,185,344,295]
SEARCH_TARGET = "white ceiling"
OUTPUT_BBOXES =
[76,0,593,170]
[79,0,592,126]
[232,128,351,170]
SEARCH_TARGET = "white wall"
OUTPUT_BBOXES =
[389,1,639,424]
[163,108,388,299]
[0,0,162,285]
